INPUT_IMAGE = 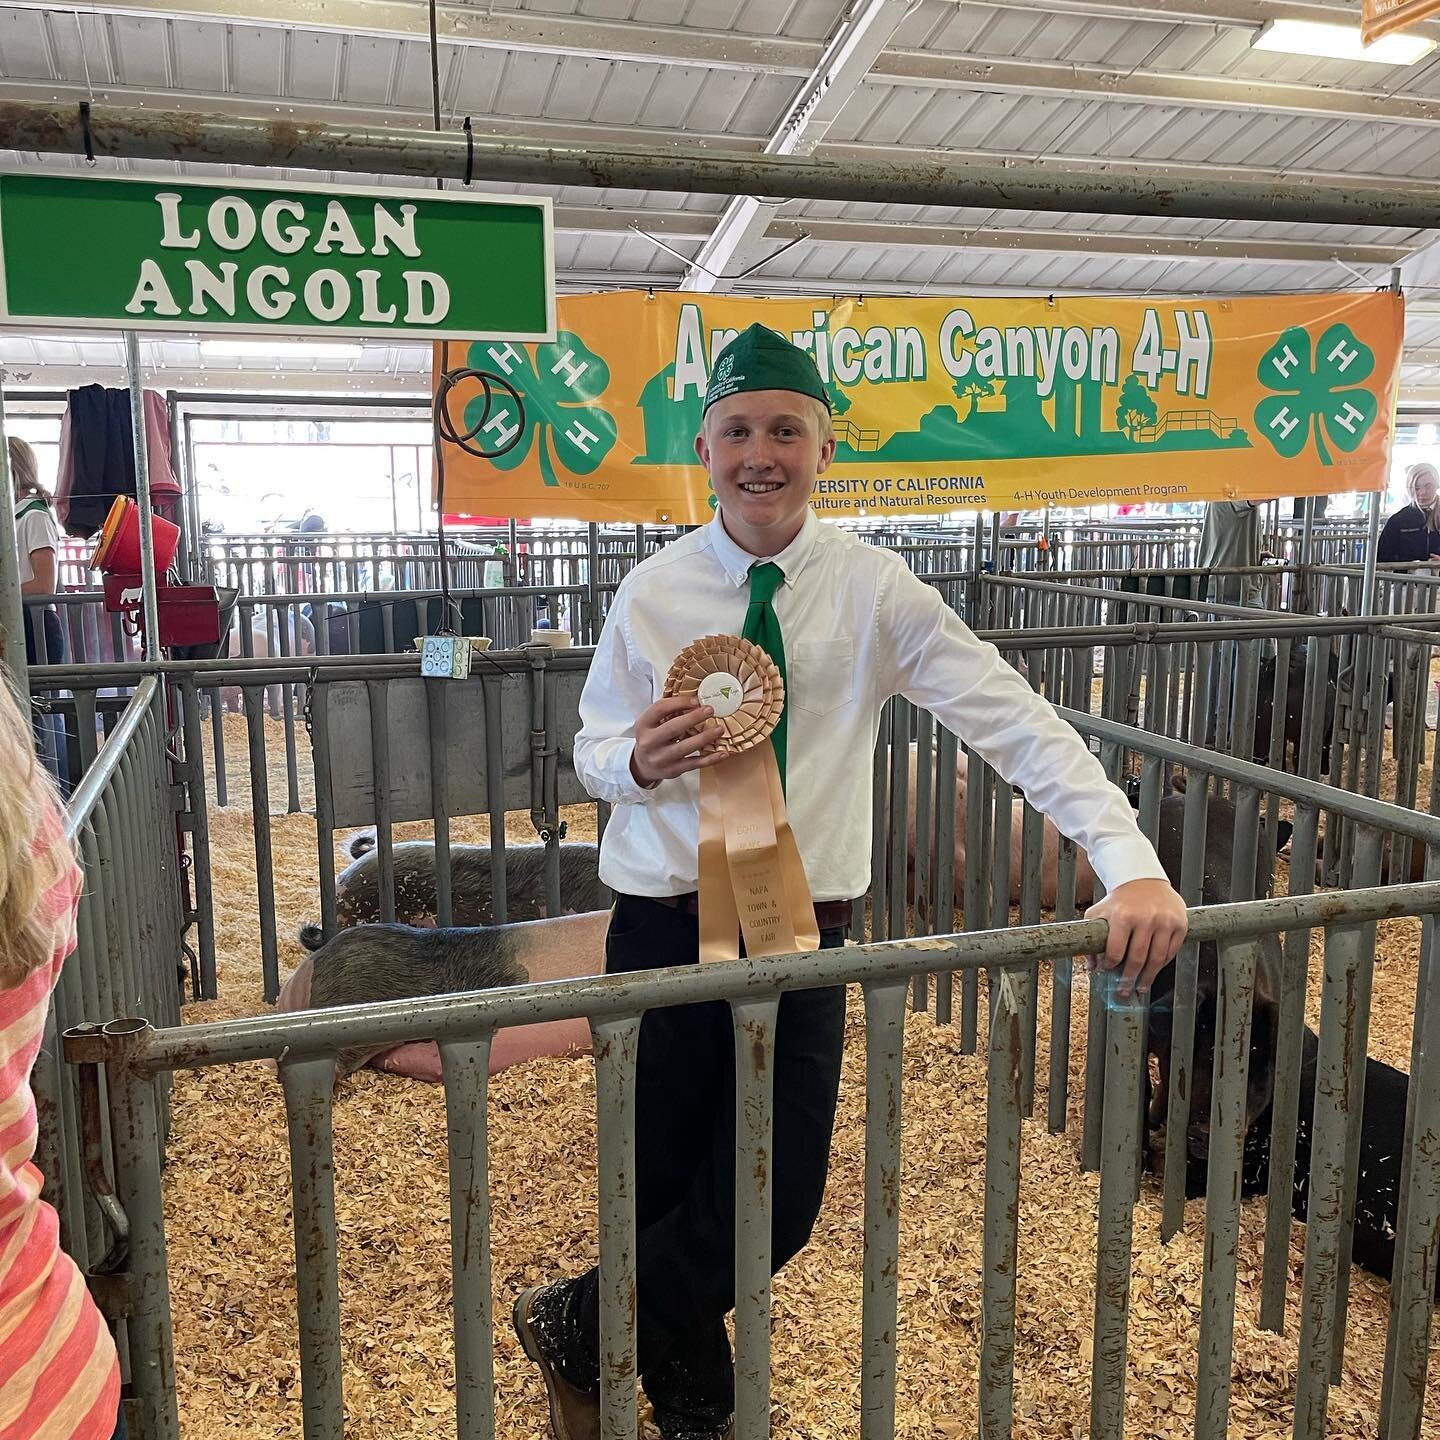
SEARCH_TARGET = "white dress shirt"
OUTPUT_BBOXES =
[574,511,1166,902]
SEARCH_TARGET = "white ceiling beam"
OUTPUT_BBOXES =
[871,50,1440,126]
[560,206,1414,267]
[679,0,913,294]
[0,0,816,75]
[957,0,1440,37]
[9,0,1438,126]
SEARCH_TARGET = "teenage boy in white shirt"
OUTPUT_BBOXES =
[514,324,1188,1440]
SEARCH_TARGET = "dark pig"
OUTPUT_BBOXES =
[277,911,608,1078]
[298,837,605,950]
[1253,641,1340,774]
[1179,1025,1438,1300]
[1144,793,1284,1170]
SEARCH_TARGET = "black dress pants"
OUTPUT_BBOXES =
[568,894,847,1428]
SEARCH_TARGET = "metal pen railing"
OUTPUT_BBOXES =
[38,677,183,1318]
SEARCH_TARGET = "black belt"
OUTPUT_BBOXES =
[648,892,854,932]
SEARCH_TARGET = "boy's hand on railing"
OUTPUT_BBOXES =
[1085,879,1189,1000]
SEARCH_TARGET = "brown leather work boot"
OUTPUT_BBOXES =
[513,1286,601,1440]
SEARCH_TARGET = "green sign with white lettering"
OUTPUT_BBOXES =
[0,172,554,341]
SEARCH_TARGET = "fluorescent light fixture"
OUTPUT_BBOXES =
[1253,17,1436,65]
[200,339,366,360]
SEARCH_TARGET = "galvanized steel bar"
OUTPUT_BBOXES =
[1378,887,1440,1440]
[311,681,339,946]
[979,966,1024,1440]
[366,679,397,924]
[1264,636,1292,849]
[591,1016,642,1440]
[1160,775,1210,1240]
[1060,703,1440,847]
[242,682,281,1002]
[84,1019,178,1440]
[911,711,934,1008]
[1230,784,1261,903]
[962,753,992,1052]
[209,679,229,808]
[93,801,139,1021]
[1362,489,1384,617]
[1360,628,1390,806]
[177,677,218,999]
[276,603,302,813]
[33,1002,80,1264]
[123,331,162,659]
[1328,829,1384,1382]
[1017,802,1043,1117]
[1090,976,1145,1440]
[1259,799,1320,1331]
[1193,940,1260,1440]
[887,699,912,942]
[934,729,958,1024]
[279,1056,345,1440]
[990,772,1013,937]
[482,671,509,925]
[1080,933,1109,1176]
[539,651,563,913]
[1047,836,1078,1135]
[1229,639,1261,771]
[1291,829,1383,1440]
[425,677,455,928]
[731,995,780,1440]
[871,703,892,943]
[439,1036,496,1440]
[860,979,908,1440]
[126,879,1440,1075]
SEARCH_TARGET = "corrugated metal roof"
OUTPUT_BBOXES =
[2,0,1440,393]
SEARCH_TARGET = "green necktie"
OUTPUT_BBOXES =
[741,561,787,790]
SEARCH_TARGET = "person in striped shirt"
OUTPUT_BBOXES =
[0,673,123,1439]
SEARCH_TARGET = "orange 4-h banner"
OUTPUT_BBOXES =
[1363,0,1440,43]
[432,290,1403,524]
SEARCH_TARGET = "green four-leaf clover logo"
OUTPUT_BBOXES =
[1254,324,1378,466]
[466,334,618,487]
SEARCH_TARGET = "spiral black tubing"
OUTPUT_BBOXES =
[431,342,526,636]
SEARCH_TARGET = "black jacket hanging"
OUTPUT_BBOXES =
[61,384,136,538]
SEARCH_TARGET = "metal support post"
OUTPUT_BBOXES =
[0,371,29,692]
[124,332,162,658]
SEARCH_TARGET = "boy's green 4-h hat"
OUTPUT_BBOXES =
[703,323,832,414]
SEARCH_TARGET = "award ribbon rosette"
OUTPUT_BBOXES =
[664,634,820,964]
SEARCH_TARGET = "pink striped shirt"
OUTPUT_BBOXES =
[0,804,121,1440]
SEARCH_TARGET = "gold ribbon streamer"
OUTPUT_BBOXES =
[666,635,819,964]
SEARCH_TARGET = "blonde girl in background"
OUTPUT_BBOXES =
[9,436,67,664]
[0,675,124,1439]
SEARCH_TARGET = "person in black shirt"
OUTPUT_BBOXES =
[1377,462,1440,565]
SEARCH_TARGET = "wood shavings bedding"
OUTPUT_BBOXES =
[168,717,1436,1438]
